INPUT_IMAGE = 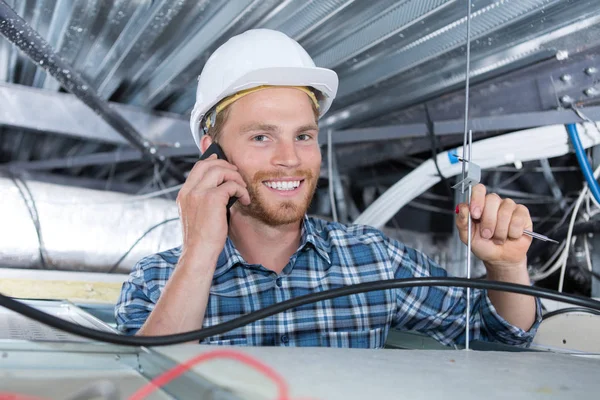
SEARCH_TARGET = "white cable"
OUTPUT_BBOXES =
[584,236,593,273]
[583,192,600,272]
[354,122,600,228]
[530,240,566,276]
[590,187,600,210]
[530,197,600,281]
[558,165,600,292]
[530,241,570,281]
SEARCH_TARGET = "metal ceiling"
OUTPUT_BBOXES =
[1,0,600,188]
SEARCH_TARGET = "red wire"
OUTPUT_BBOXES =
[0,394,48,400]
[128,349,294,400]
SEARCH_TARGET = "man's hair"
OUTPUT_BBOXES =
[204,106,231,143]
[203,90,320,143]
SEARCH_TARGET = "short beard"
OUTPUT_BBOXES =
[236,169,317,226]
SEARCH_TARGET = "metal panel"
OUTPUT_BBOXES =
[153,345,600,400]
[139,348,244,400]
[532,313,600,353]
[0,299,114,342]
[0,346,168,400]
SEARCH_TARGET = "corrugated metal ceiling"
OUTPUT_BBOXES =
[3,0,599,120]
[1,0,600,185]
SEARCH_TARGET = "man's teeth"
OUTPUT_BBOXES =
[264,180,301,190]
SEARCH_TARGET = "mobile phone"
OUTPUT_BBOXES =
[200,142,238,209]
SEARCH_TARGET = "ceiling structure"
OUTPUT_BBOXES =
[1,0,600,200]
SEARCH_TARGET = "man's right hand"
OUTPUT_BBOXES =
[137,154,249,337]
[176,154,251,253]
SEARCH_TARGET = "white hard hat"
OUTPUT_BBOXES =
[189,29,339,149]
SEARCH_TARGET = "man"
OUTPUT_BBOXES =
[115,29,540,348]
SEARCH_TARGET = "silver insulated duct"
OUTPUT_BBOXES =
[0,177,181,273]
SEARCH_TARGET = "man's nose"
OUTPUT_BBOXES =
[272,139,300,168]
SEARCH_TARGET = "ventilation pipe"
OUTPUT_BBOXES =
[1,177,181,274]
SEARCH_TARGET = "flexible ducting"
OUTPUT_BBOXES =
[0,176,181,273]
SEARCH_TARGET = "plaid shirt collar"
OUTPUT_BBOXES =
[213,215,331,278]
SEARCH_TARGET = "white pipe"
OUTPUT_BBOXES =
[354,122,600,228]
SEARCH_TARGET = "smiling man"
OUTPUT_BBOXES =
[115,29,541,348]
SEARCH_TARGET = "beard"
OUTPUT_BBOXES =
[235,169,317,226]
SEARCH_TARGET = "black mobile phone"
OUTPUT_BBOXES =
[200,142,238,209]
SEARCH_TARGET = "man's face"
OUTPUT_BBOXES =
[214,87,321,226]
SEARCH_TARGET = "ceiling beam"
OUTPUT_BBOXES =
[0,82,193,147]
[434,106,600,135]
[7,102,600,172]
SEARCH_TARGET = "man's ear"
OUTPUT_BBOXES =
[200,134,213,154]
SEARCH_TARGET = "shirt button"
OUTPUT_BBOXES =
[275,277,283,287]
[281,335,289,344]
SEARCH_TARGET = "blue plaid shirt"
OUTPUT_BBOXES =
[115,216,541,348]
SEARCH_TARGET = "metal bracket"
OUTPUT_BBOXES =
[450,155,481,192]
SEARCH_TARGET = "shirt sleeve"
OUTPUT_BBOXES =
[114,254,173,335]
[384,237,542,347]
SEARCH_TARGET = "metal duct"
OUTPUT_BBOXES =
[0,177,181,273]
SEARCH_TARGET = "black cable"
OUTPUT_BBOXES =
[2,277,600,347]
[528,219,600,261]
[542,198,579,237]
[6,171,49,269]
[424,105,453,197]
[107,217,179,273]
[577,263,600,281]
[542,307,600,320]
[551,219,600,241]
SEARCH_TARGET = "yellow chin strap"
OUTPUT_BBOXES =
[204,85,319,131]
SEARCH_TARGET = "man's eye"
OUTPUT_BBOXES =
[252,135,268,142]
[297,134,312,141]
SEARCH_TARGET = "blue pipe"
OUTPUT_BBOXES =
[566,123,600,204]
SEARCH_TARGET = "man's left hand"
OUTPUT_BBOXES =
[456,183,533,270]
